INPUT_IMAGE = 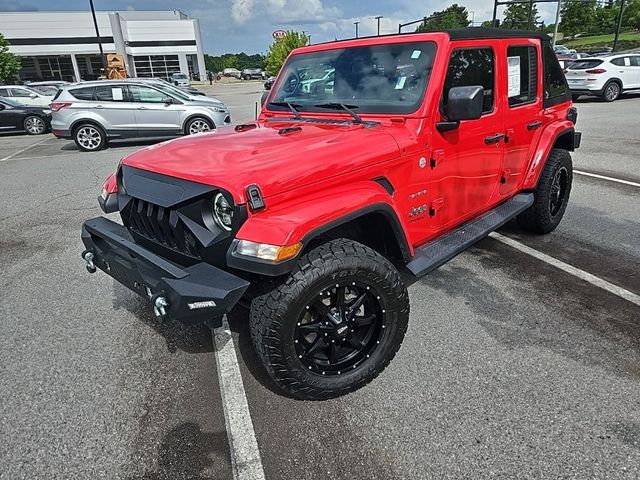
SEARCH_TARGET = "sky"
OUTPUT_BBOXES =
[0,0,560,55]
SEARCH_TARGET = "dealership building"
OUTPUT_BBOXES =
[0,10,206,82]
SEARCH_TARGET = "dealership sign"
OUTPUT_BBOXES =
[272,30,286,39]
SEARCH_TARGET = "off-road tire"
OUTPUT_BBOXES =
[249,239,409,400]
[73,123,107,151]
[517,148,572,234]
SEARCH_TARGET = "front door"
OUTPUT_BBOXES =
[627,55,640,88]
[500,41,544,196]
[128,84,182,135]
[429,44,504,232]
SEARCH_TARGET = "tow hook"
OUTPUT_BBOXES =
[153,295,169,319]
[82,250,96,274]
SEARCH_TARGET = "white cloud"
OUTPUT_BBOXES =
[231,0,255,25]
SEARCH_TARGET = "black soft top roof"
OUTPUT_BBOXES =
[446,27,551,42]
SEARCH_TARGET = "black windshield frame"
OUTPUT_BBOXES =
[267,41,437,115]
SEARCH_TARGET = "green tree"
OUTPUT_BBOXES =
[0,33,21,83]
[264,31,308,76]
[592,4,619,34]
[624,0,640,30]
[415,4,470,32]
[502,1,540,29]
[560,1,597,37]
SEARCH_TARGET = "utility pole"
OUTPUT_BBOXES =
[552,0,562,47]
[527,0,534,29]
[354,21,360,38]
[89,0,107,72]
[612,0,626,52]
[375,15,383,36]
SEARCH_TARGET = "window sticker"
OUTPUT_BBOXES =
[112,88,123,101]
[395,76,407,90]
[411,50,422,59]
[507,56,521,97]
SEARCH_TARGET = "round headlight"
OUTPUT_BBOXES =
[213,193,233,231]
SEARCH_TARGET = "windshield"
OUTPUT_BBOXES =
[149,82,191,101]
[269,41,436,114]
[30,85,59,95]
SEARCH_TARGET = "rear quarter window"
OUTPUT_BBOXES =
[69,87,95,100]
[542,43,568,104]
[567,60,603,70]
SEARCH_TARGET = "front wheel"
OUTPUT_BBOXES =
[517,148,572,234]
[23,115,47,135]
[185,117,213,135]
[249,239,409,400]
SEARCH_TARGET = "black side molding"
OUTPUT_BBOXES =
[406,193,534,277]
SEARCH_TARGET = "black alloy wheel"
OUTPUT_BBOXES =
[549,166,568,217]
[295,281,385,376]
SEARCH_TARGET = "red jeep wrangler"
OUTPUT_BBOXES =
[82,28,580,399]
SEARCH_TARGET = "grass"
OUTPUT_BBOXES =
[562,32,640,49]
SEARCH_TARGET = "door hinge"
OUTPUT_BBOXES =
[429,198,444,216]
[430,149,445,168]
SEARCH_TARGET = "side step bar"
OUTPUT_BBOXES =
[406,193,534,277]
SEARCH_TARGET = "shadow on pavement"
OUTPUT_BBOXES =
[127,422,230,480]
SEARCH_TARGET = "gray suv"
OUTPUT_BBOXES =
[51,80,230,151]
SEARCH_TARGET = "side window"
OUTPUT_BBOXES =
[69,87,95,100]
[0,88,9,97]
[443,48,495,114]
[610,57,625,66]
[630,56,640,67]
[94,85,125,102]
[507,45,538,107]
[129,85,168,103]
[542,43,567,100]
[11,88,32,98]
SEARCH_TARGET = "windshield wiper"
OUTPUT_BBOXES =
[268,101,302,120]
[314,103,363,124]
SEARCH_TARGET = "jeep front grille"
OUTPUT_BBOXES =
[127,197,200,258]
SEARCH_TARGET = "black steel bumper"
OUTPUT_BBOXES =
[81,217,249,324]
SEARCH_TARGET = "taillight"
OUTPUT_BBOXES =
[585,69,607,74]
[50,102,72,112]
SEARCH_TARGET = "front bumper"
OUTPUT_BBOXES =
[81,217,249,324]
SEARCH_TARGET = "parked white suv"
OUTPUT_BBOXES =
[170,73,190,87]
[50,80,230,151]
[565,54,640,101]
[0,85,53,107]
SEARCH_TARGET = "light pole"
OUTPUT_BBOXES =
[354,21,360,38]
[89,0,107,73]
[612,0,627,52]
[552,0,562,48]
[375,15,383,36]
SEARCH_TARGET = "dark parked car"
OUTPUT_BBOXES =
[0,97,51,135]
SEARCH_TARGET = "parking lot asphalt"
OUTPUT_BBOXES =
[0,82,639,479]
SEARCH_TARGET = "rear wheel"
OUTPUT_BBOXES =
[74,123,106,151]
[185,117,213,135]
[601,81,621,102]
[23,115,46,135]
[517,148,572,234]
[249,239,409,400]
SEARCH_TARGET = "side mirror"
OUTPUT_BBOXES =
[260,91,268,106]
[29,93,38,99]
[437,85,484,132]
[163,97,175,105]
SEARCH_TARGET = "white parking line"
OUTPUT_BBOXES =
[0,137,53,163]
[574,170,640,188]
[491,232,640,307]
[213,316,266,480]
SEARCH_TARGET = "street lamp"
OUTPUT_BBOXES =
[354,21,360,38]
[375,15,383,36]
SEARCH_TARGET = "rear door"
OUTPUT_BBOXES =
[128,84,182,135]
[500,40,543,196]
[92,84,137,135]
[429,43,505,232]
[0,100,23,132]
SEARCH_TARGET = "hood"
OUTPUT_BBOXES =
[121,120,400,203]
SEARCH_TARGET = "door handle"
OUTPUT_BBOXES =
[527,120,542,131]
[484,133,505,145]
[94,105,103,109]
[137,106,148,110]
